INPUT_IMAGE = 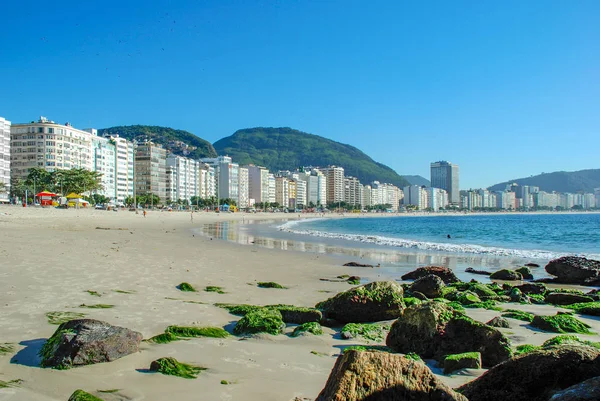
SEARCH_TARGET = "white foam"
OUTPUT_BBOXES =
[278,224,600,260]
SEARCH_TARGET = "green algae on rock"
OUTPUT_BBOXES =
[46,311,86,325]
[204,286,225,294]
[177,282,196,292]
[149,357,206,379]
[443,352,482,374]
[257,281,287,289]
[233,309,285,336]
[531,314,592,334]
[292,322,323,337]
[166,325,229,338]
[341,323,390,342]
[67,389,104,401]
[502,309,535,322]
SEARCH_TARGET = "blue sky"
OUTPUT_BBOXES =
[1,1,598,189]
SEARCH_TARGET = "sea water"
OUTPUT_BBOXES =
[277,213,600,261]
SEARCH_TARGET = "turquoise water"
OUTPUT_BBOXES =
[279,213,600,260]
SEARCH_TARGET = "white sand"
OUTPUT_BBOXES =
[0,207,599,400]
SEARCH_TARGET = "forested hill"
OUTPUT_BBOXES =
[488,169,600,193]
[213,127,409,188]
[98,125,217,159]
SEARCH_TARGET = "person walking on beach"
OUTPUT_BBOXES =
[143,209,147,218]
[190,210,194,223]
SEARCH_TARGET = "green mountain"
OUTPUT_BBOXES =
[213,127,409,187]
[98,125,217,159]
[488,169,600,193]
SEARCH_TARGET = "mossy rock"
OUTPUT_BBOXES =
[542,335,600,349]
[486,316,510,328]
[515,267,534,280]
[463,300,502,311]
[489,269,523,281]
[257,281,286,289]
[205,286,225,294]
[443,351,482,374]
[545,293,594,306]
[68,390,104,401]
[177,282,196,292]
[292,322,323,337]
[215,303,263,316]
[316,281,405,323]
[266,304,322,324]
[457,291,481,305]
[564,301,600,316]
[343,345,394,353]
[46,311,86,325]
[514,344,540,356]
[341,323,390,342]
[467,283,498,298]
[502,309,535,322]
[233,309,285,336]
[166,325,229,338]
[149,357,206,379]
[531,314,592,334]
[403,297,423,307]
[0,343,15,355]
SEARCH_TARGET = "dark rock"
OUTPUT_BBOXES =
[545,293,594,306]
[401,266,459,284]
[39,319,142,369]
[315,350,467,401]
[487,317,510,328]
[343,262,374,268]
[265,305,323,324]
[515,283,547,295]
[526,263,541,267]
[411,291,429,301]
[465,267,492,276]
[510,288,530,303]
[490,269,523,281]
[545,256,600,284]
[443,352,482,374]
[409,275,445,299]
[315,281,404,323]
[516,267,534,280]
[386,303,512,367]
[549,376,600,401]
[458,345,600,401]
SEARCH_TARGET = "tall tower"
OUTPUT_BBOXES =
[430,161,459,205]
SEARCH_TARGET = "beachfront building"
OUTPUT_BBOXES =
[0,117,10,202]
[106,135,135,204]
[267,173,276,204]
[135,141,167,203]
[299,168,327,207]
[288,179,297,209]
[10,117,95,180]
[430,161,460,206]
[165,154,201,204]
[370,182,401,211]
[91,133,117,200]
[403,185,428,210]
[320,165,344,205]
[294,178,307,208]
[247,165,270,206]
[362,184,372,208]
[344,176,361,207]
[425,187,448,211]
[596,189,600,208]
[275,176,289,208]
[198,162,216,199]
[238,166,249,209]
[201,156,239,204]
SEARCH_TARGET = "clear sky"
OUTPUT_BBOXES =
[1,1,598,189]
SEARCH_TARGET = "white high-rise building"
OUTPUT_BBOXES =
[430,161,460,205]
[403,185,427,209]
[425,187,448,211]
[344,176,361,207]
[294,178,307,208]
[238,166,249,209]
[10,117,95,180]
[201,156,239,203]
[166,154,200,204]
[275,176,289,208]
[320,166,344,205]
[0,117,11,202]
[247,165,269,205]
[91,134,117,200]
[107,135,134,203]
[267,173,276,204]
[199,163,216,199]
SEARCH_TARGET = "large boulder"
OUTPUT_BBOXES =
[39,319,142,369]
[409,275,445,299]
[315,281,404,323]
[315,350,467,401]
[458,345,600,401]
[490,269,523,281]
[514,282,547,295]
[549,376,600,401]
[386,302,512,367]
[545,292,594,306]
[401,266,459,284]
[545,256,600,284]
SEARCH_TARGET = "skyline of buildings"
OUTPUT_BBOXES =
[1,116,599,211]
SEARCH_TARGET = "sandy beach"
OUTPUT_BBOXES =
[1,207,600,401]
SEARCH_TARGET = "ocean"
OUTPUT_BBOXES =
[279,213,600,261]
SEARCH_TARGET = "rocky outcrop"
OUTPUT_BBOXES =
[465,267,492,276]
[68,390,103,401]
[514,282,547,295]
[401,266,459,284]
[516,267,534,280]
[545,256,600,284]
[315,350,467,401]
[39,319,142,369]
[487,316,510,328]
[458,345,600,401]
[386,303,512,367]
[344,262,374,267]
[549,376,600,401]
[489,269,523,281]
[545,293,594,306]
[409,275,445,299]
[443,352,482,374]
[316,281,404,323]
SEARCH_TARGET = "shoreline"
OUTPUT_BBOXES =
[1,207,600,400]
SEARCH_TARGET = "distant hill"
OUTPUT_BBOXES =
[488,169,600,193]
[98,125,217,159]
[213,127,409,188]
[404,175,431,187]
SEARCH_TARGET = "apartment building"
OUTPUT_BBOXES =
[166,154,200,203]
[135,141,167,202]
[430,161,460,205]
[344,176,361,207]
[199,163,216,199]
[247,165,270,205]
[0,117,10,202]
[320,165,344,204]
[201,156,239,203]
[107,135,134,203]
[91,134,117,200]
[238,166,249,208]
[275,176,289,208]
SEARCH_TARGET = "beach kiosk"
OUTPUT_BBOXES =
[66,193,89,208]
[35,191,57,206]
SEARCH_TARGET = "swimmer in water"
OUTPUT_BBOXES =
[447,234,451,239]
